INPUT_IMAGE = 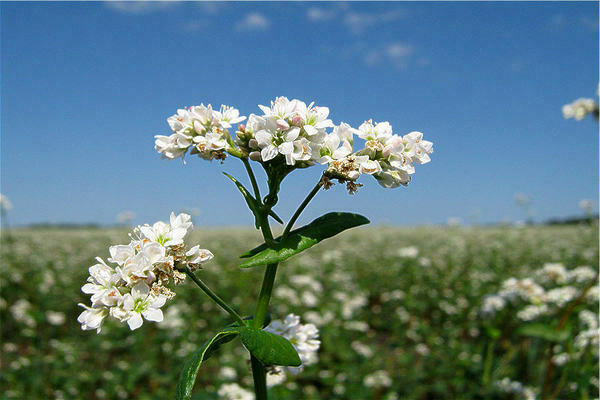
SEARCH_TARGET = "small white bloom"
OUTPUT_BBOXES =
[363,370,392,388]
[120,282,167,330]
[265,314,321,375]
[358,119,393,141]
[81,258,122,307]
[185,245,214,265]
[77,303,108,333]
[214,105,246,129]
[217,383,255,400]
[0,194,13,211]
[154,133,192,162]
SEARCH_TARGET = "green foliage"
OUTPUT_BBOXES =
[177,328,239,400]
[237,326,301,367]
[1,225,598,399]
[239,212,370,268]
[517,323,571,342]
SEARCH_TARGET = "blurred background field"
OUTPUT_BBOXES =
[1,224,597,399]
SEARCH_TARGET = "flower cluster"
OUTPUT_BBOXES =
[155,105,245,162]
[481,263,597,321]
[264,313,320,385]
[77,213,213,332]
[562,98,599,120]
[156,97,433,190]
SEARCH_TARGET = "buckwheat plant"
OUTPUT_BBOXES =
[77,97,433,399]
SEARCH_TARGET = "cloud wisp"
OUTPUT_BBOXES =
[307,6,404,35]
[236,12,270,32]
[364,42,414,70]
[104,1,179,15]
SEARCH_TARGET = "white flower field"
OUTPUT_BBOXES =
[1,223,597,399]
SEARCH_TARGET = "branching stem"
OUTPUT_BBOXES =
[183,266,245,326]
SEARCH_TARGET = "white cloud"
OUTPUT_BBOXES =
[581,16,599,31]
[236,12,270,32]
[306,7,336,22]
[344,9,404,35]
[306,5,404,36]
[104,1,179,15]
[364,42,414,69]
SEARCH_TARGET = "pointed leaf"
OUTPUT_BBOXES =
[268,209,284,224]
[238,326,301,367]
[239,212,369,267]
[223,172,261,229]
[517,323,570,342]
[176,327,239,400]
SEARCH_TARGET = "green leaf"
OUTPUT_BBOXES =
[239,212,369,268]
[176,327,239,400]
[223,172,261,229]
[237,326,301,367]
[517,323,570,342]
[268,209,284,224]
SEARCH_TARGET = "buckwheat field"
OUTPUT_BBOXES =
[2,223,597,399]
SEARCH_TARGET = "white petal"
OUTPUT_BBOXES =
[142,308,163,322]
[303,125,318,136]
[127,314,144,330]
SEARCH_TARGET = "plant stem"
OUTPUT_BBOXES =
[282,179,323,238]
[541,272,598,399]
[242,158,262,201]
[183,267,245,326]
[250,355,268,399]
[249,202,281,399]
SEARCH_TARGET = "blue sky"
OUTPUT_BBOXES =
[1,1,598,227]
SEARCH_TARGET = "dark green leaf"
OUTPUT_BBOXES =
[237,326,301,367]
[176,327,239,400]
[223,172,261,229]
[268,209,284,224]
[517,324,570,342]
[239,212,369,268]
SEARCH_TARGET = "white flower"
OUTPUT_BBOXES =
[77,304,108,333]
[119,282,167,330]
[537,263,568,284]
[81,258,122,307]
[185,245,214,265]
[562,98,598,120]
[193,131,228,158]
[108,244,136,265]
[217,383,254,400]
[481,295,506,315]
[264,313,321,375]
[358,159,382,175]
[189,104,216,133]
[167,108,194,134]
[285,137,313,166]
[154,133,192,161]
[214,105,246,129]
[314,123,354,164]
[294,101,334,136]
[0,194,13,212]
[363,370,392,388]
[358,119,393,141]
[139,213,191,247]
[402,131,433,164]
[116,252,155,286]
[258,96,299,121]
[254,125,301,163]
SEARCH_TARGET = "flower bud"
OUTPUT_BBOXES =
[249,151,262,161]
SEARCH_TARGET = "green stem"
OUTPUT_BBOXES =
[282,179,323,238]
[242,158,262,201]
[482,339,495,389]
[249,203,281,399]
[183,267,245,326]
[250,356,268,400]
